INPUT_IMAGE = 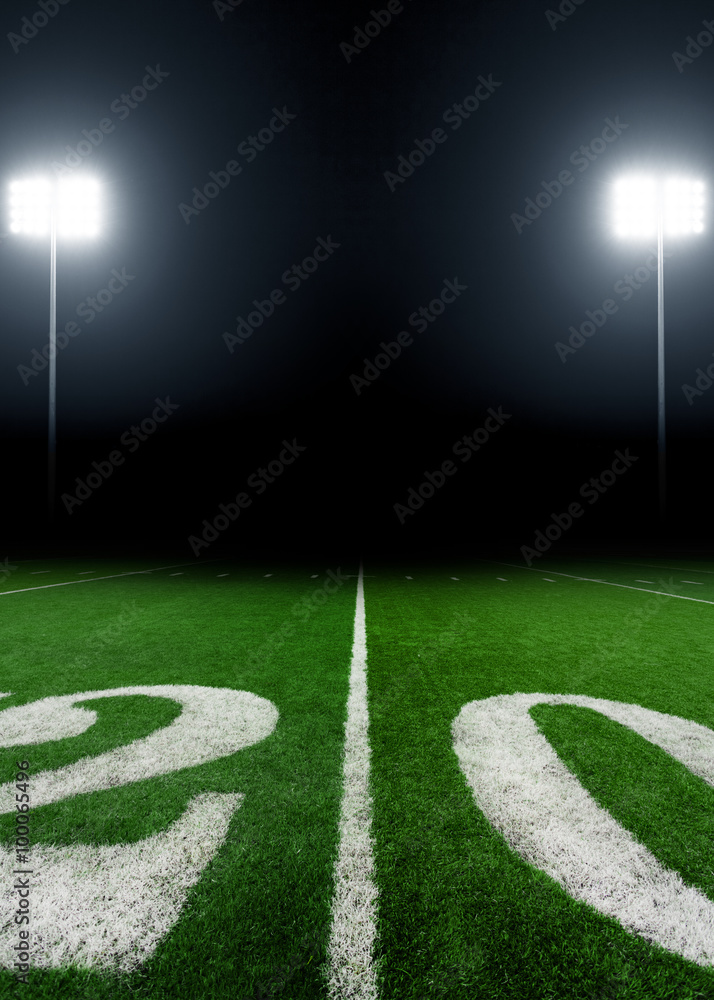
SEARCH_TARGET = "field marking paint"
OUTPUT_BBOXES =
[682,580,703,585]
[493,561,714,606]
[0,560,223,597]
[0,686,278,811]
[30,570,51,575]
[0,684,278,971]
[78,571,95,575]
[635,579,655,584]
[325,561,378,1000]
[0,792,242,972]
[453,692,714,967]
[621,560,714,576]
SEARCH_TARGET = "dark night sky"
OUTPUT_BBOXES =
[2,0,714,560]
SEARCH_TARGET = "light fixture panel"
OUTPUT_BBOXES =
[8,176,100,238]
[9,179,51,236]
[614,176,704,238]
[57,176,100,238]
[613,177,657,238]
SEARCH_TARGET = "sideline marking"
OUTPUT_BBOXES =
[325,562,378,1000]
[0,561,222,597]
[492,561,714,606]
[620,559,714,576]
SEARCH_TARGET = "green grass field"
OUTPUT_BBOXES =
[2,554,714,999]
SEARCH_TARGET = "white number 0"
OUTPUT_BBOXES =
[452,692,714,967]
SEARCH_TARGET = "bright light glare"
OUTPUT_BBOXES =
[9,179,51,235]
[613,177,657,238]
[8,176,100,238]
[57,177,100,238]
[664,177,705,235]
[614,176,705,238]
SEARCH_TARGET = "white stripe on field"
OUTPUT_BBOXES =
[493,561,714,606]
[0,560,223,597]
[325,561,378,1000]
[620,559,714,576]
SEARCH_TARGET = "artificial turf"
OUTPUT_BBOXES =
[2,555,714,998]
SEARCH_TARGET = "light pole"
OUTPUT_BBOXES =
[10,176,100,521]
[613,176,705,523]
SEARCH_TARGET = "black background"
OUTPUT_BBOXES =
[2,0,714,562]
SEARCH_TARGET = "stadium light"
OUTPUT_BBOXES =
[613,175,705,522]
[9,176,101,521]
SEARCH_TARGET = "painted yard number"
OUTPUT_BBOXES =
[452,693,714,968]
[0,685,278,971]
[2,686,714,971]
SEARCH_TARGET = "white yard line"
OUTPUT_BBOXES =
[492,561,714,606]
[325,562,379,1000]
[0,561,222,597]
[619,559,714,576]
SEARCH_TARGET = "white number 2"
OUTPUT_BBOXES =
[0,685,278,972]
